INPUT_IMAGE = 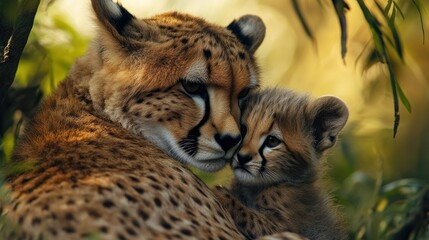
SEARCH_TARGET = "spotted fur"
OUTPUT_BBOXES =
[0,0,277,239]
[213,88,348,239]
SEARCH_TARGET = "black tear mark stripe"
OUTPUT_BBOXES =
[258,144,267,173]
[178,87,210,156]
[258,121,276,173]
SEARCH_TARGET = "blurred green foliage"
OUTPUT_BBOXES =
[293,0,424,136]
[338,172,429,239]
[0,3,89,237]
[0,11,89,164]
[1,1,428,239]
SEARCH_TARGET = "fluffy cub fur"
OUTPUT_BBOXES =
[214,88,348,240]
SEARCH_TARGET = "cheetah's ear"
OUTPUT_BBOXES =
[91,0,157,47]
[308,96,349,153]
[227,15,266,54]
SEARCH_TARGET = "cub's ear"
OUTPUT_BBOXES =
[91,0,157,47]
[227,15,265,54]
[307,96,349,153]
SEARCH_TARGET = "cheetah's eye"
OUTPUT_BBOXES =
[264,135,282,148]
[238,88,250,100]
[181,80,205,96]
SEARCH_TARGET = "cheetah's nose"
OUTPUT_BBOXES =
[215,134,241,152]
[237,153,252,165]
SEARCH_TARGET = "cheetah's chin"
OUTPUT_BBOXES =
[191,158,228,172]
[232,167,260,184]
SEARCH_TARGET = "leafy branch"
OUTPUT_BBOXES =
[291,0,426,137]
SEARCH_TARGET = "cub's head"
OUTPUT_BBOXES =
[232,89,348,186]
[82,0,265,171]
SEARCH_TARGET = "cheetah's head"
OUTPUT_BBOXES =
[83,0,265,172]
[232,89,348,186]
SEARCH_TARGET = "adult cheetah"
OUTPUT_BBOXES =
[0,0,306,239]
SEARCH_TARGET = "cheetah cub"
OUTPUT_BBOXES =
[214,88,348,240]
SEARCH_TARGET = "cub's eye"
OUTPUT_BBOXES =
[265,136,282,148]
[240,124,247,136]
[181,80,205,95]
[238,88,250,100]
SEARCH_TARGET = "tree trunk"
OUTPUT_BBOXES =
[0,0,40,103]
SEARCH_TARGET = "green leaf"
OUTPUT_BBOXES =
[392,1,405,20]
[375,2,404,61]
[382,179,424,196]
[385,58,400,138]
[357,0,387,61]
[384,0,393,15]
[332,0,349,61]
[291,0,316,44]
[382,31,396,49]
[389,9,404,61]
[412,0,426,44]
[356,0,411,137]
[396,81,412,113]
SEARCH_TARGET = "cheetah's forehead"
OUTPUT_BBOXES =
[147,12,256,61]
[184,60,207,82]
[132,12,259,91]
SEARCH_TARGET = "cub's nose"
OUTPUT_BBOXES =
[237,153,252,165]
[215,134,241,152]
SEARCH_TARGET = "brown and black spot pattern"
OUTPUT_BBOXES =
[0,2,278,240]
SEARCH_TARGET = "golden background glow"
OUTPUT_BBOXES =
[3,1,428,237]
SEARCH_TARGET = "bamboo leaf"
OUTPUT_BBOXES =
[357,0,407,137]
[392,1,405,20]
[332,0,349,61]
[385,56,400,138]
[396,81,412,113]
[357,0,387,62]
[412,0,426,44]
[375,2,404,61]
[388,8,404,61]
[291,0,316,44]
[383,31,395,49]
[384,0,393,15]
